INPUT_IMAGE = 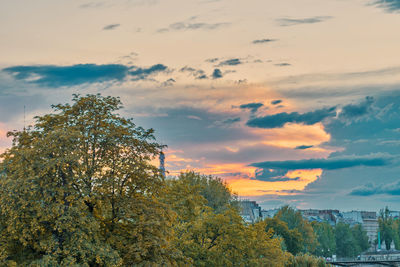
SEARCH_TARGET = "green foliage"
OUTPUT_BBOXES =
[265,217,303,255]
[334,222,368,258]
[312,222,336,257]
[351,224,369,253]
[0,94,179,266]
[163,172,286,266]
[378,206,397,250]
[275,206,318,254]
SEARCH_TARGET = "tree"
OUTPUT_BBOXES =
[351,224,369,253]
[275,206,317,254]
[163,172,286,266]
[379,206,396,251]
[264,217,303,255]
[0,94,179,265]
[312,222,336,257]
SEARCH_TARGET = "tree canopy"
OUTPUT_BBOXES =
[0,94,177,266]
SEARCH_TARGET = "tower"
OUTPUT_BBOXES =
[159,151,165,177]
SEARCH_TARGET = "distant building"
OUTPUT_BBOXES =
[261,209,279,220]
[239,200,261,223]
[300,209,340,226]
[361,211,378,250]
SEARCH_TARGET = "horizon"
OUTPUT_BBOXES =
[1,0,400,211]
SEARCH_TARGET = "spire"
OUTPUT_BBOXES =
[159,151,165,177]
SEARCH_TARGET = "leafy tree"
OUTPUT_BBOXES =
[351,224,369,253]
[265,217,303,255]
[275,206,317,254]
[379,206,396,250]
[164,172,286,266]
[335,222,365,258]
[0,94,179,265]
[311,222,336,257]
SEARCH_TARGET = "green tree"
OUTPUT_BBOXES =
[351,224,369,253]
[264,217,303,255]
[275,206,318,254]
[0,94,179,266]
[164,172,286,266]
[311,221,336,257]
[379,206,396,251]
[335,222,365,258]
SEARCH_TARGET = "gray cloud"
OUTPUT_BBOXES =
[158,17,229,32]
[180,66,208,79]
[103,24,120,30]
[251,153,393,170]
[252,39,277,44]
[80,2,105,8]
[246,106,336,129]
[339,96,374,120]
[212,69,223,79]
[371,0,400,12]
[217,58,242,66]
[161,78,176,87]
[271,100,282,105]
[350,181,400,196]
[239,102,263,113]
[275,63,291,67]
[3,63,167,87]
[255,168,301,182]
[277,16,333,27]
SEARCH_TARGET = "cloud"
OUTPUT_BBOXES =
[275,63,291,67]
[3,63,167,87]
[217,58,242,66]
[80,2,105,8]
[161,78,176,87]
[277,16,333,27]
[246,106,336,129]
[180,66,208,79]
[212,69,223,79]
[371,0,400,12]
[350,181,400,196]
[158,17,230,32]
[129,64,167,81]
[251,153,393,170]
[295,145,314,150]
[103,24,120,30]
[221,117,241,124]
[252,39,277,44]
[239,102,264,113]
[271,100,282,105]
[339,96,374,120]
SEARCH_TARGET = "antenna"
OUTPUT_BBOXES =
[23,105,26,131]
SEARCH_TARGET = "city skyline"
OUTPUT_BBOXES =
[1,0,400,210]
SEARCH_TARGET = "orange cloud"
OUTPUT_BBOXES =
[253,122,330,148]
[227,169,323,196]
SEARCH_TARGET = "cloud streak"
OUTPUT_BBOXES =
[246,106,336,129]
[371,0,400,12]
[3,63,168,87]
[350,181,400,196]
[158,17,230,32]
[277,16,333,26]
[251,153,393,170]
[252,39,277,44]
[103,24,120,30]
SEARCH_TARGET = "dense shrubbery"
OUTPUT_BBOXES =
[0,94,332,266]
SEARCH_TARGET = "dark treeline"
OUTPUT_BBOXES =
[0,94,368,266]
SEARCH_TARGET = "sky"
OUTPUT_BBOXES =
[1,0,400,211]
